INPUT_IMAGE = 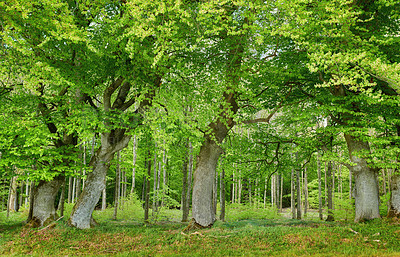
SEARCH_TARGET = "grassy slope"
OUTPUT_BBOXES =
[1,209,400,257]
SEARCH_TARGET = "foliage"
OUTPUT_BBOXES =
[226,203,281,221]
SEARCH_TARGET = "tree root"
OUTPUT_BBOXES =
[182,218,212,233]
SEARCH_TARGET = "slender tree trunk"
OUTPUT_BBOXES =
[27,175,64,227]
[213,169,218,216]
[24,178,29,206]
[248,178,252,205]
[162,146,167,206]
[68,177,73,204]
[113,151,121,220]
[27,181,35,222]
[220,167,226,221]
[131,135,137,194]
[238,171,242,204]
[296,168,302,220]
[101,189,107,211]
[344,134,380,222]
[185,142,193,217]
[57,179,66,217]
[152,144,158,213]
[291,169,296,219]
[8,176,18,213]
[304,167,308,215]
[264,177,267,209]
[280,173,283,212]
[181,141,189,222]
[326,161,335,221]
[232,168,236,204]
[144,151,151,223]
[317,153,323,220]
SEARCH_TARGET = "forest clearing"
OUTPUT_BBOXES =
[1,0,400,256]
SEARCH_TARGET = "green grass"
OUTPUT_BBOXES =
[1,207,400,256]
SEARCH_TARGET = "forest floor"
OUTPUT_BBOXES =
[1,209,400,256]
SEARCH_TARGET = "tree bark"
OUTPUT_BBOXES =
[144,151,151,223]
[388,175,400,218]
[296,168,302,220]
[57,179,66,218]
[291,169,296,219]
[326,161,335,221]
[344,134,380,222]
[304,167,308,215]
[131,135,137,194]
[113,151,121,220]
[181,141,189,222]
[317,153,323,220]
[8,176,18,213]
[192,139,224,227]
[27,175,64,227]
[220,167,226,221]
[68,134,131,229]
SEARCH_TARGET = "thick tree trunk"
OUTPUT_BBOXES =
[27,175,64,227]
[192,139,223,227]
[57,179,66,217]
[388,175,400,218]
[344,134,380,222]
[101,189,107,211]
[68,134,130,229]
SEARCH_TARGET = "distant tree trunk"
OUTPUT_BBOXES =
[280,173,283,212]
[19,181,23,210]
[68,177,73,204]
[326,161,335,221]
[344,134,380,222]
[232,166,236,204]
[291,169,296,219]
[113,151,121,220]
[304,167,308,215]
[238,171,242,204]
[264,177,267,208]
[101,189,106,211]
[382,169,387,196]
[27,175,64,227]
[296,168,302,220]
[317,153,323,220]
[387,169,392,214]
[388,175,400,218]
[57,179,66,217]
[349,168,353,200]
[213,169,218,216]
[8,176,18,213]
[131,135,137,194]
[162,146,167,206]
[220,167,226,221]
[27,181,35,222]
[185,142,193,216]
[24,178,29,206]
[152,143,158,213]
[144,151,151,223]
[248,178,252,205]
[181,140,189,222]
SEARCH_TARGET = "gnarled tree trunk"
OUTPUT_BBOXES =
[344,134,380,222]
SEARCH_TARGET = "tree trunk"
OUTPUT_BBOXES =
[326,161,335,221]
[291,169,296,219]
[388,175,400,218]
[8,176,18,213]
[344,134,380,222]
[152,144,158,213]
[213,168,218,216]
[192,139,223,227]
[296,168,302,220]
[144,152,151,223]
[185,142,193,217]
[220,167,226,221]
[304,167,308,215]
[57,179,66,218]
[181,141,189,222]
[317,153,323,220]
[101,189,107,211]
[27,175,64,227]
[68,134,130,229]
[68,177,73,204]
[131,135,137,194]
[113,151,121,220]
